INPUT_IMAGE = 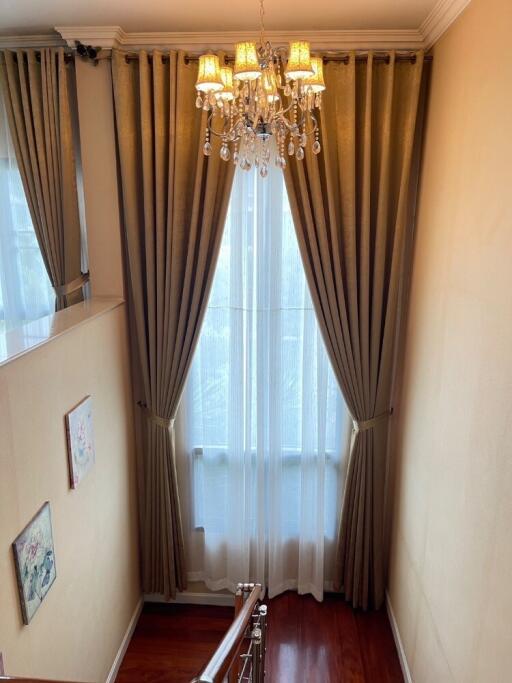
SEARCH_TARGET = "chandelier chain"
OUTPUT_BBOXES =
[259,0,265,49]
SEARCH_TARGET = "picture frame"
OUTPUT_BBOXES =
[12,502,57,625]
[65,395,95,489]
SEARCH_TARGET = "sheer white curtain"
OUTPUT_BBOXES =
[183,160,351,601]
[0,93,54,331]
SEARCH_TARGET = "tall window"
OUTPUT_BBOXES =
[0,94,54,332]
[183,158,350,600]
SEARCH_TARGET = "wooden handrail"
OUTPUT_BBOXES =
[192,584,262,683]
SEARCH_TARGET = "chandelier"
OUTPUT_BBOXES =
[194,0,325,175]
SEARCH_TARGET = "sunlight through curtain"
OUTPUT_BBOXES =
[183,160,351,601]
[0,93,54,331]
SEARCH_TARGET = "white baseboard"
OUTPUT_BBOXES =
[105,597,143,683]
[145,590,234,607]
[386,591,413,683]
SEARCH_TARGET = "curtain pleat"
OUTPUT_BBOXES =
[0,48,84,309]
[112,50,235,598]
[284,51,426,609]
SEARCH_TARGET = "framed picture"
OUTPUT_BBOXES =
[65,396,95,489]
[12,502,57,625]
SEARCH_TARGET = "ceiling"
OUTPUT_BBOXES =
[0,0,439,36]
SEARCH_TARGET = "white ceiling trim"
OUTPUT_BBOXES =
[55,26,425,51]
[419,0,472,48]
[0,0,472,51]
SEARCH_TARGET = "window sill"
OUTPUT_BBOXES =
[0,296,125,369]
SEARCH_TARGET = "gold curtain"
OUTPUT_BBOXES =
[0,48,85,309]
[111,50,235,598]
[284,51,426,609]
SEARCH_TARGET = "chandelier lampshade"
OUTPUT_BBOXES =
[285,41,314,80]
[234,42,262,81]
[218,66,235,100]
[303,57,326,92]
[196,54,224,92]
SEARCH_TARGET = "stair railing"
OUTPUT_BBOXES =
[192,583,267,683]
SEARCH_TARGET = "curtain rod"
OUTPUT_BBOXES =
[5,48,433,66]
[100,51,433,65]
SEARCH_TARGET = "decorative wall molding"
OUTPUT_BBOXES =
[55,1,472,52]
[386,591,413,683]
[55,26,424,51]
[55,25,126,48]
[419,0,472,48]
[0,0,472,52]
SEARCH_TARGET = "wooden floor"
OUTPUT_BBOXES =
[116,592,403,683]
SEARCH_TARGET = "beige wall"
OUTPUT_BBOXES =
[388,0,512,681]
[0,304,140,682]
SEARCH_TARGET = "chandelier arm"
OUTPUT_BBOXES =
[301,113,319,137]
[271,96,295,118]
[205,111,231,139]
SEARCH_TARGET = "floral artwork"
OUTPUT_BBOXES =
[66,396,95,489]
[12,502,57,625]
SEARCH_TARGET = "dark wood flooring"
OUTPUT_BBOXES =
[116,592,403,683]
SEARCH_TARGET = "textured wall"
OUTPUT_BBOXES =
[388,0,512,680]
[0,304,140,682]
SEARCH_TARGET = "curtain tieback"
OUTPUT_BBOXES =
[137,402,174,430]
[353,408,393,433]
[54,272,90,298]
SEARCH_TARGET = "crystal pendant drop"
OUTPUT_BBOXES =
[296,146,305,161]
[260,164,268,178]
[288,141,295,156]
[312,140,321,154]
[233,151,240,165]
[203,141,212,156]
[300,133,307,147]
[220,145,231,161]
[195,94,203,109]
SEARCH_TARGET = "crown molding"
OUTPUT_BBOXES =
[0,1,471,53]
[55,26,424,51]
[55,25,125,48]
[0,33,65,48]
[420,0,472,48]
